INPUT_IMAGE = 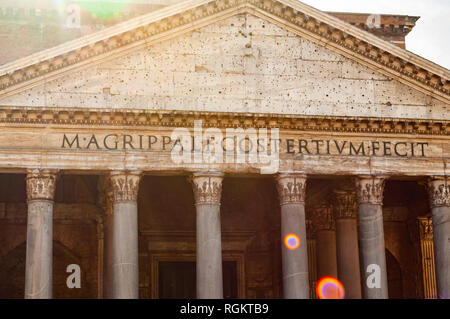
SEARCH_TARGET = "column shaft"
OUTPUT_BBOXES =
[316,230,337,279]
[24,169,57,299]
[334,190,362,299]
[312,205,337,280]
[335,219,361,298]
[428,177,450,299]
[277,173,309,299]
[191,172,224,299]
[356,176,388,299]
[110,171,141,299]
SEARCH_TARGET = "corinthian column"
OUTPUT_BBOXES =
[276,173,309,299]
[191,171,224,299]
[333,190,362,299]
[110,171,142,299]
[427,177,450,299]
[25,169,58,299]
[311,205,337,280]
[355,176,388,299]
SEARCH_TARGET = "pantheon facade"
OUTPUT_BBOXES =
[0,0,448,299]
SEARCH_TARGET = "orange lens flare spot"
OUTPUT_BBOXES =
[316,276,345,299]
[284,233,300,250]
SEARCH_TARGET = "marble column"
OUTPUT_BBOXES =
[333,190,362,299]
[110,171,142,299]
[276,173,309,299]
[355,176,388,299]
[25,169,58,299]
[191,171,224,299]
[311,205,337,280]
[427,177,450,299]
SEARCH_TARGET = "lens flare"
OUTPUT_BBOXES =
[284,233,300,250]
[74,0,130,20]
[316,276,345,299]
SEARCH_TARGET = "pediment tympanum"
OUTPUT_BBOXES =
[0,0,448,122]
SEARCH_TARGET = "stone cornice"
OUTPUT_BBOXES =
[0,0,448,103]
[0,107,448,136]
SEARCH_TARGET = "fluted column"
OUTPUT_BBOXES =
[311,205,337,280]
[418,217,437,299]
[25,169,58,299]
[355,175,388,299]
[110,171,142,299]
[333,190,362,299]
[191,171,224,299]
[427,177,450,299]
[276,173,309,299]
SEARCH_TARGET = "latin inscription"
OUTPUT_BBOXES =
[61,134,429,158]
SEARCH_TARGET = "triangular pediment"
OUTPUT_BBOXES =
[0,0,449,109]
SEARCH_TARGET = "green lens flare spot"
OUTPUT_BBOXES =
[73,1,129,20]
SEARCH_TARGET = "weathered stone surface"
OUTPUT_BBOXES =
[1,14,447,120]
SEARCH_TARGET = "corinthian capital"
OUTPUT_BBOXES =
[110,171,142,202]
[427,177,450,208]
[355,176,386,205]
[311,205,335,231]
[26,169,58,201]
[418,217,433,241]
[190,171,224,205]
[276,173,307,205]
[333,190,358,219]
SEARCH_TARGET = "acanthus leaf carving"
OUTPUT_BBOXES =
[276,174,307,205]
[110,171,142,202]
[310,205,335,231]
[26,169,58,201]
[355,176,386,205]
[427,177,450,208]
[333,190,358,219]
[191,172,224,204]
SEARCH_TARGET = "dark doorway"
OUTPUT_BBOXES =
[158,261,238,299]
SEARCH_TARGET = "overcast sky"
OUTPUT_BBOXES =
[300,0,450,69]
